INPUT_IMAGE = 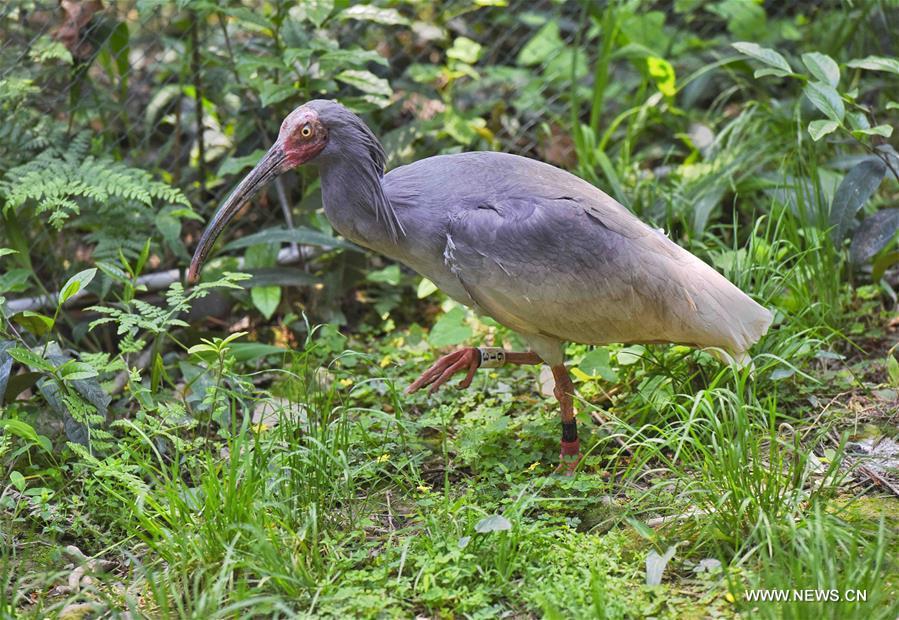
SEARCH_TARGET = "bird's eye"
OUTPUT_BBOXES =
[300,124,312,138]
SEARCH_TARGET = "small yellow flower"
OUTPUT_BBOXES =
[724,592,735,604]
[252,423,268,434]
[527,461,541,472]
[416,484,432,493]
[379,355,392,368]
[376,453,390,464]
[339,378,354,387]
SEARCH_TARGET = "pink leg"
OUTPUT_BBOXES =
[405,347,481,395]
[405,349,543,395]
[552,364,580,476]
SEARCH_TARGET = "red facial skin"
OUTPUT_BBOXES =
[278,107,328,168]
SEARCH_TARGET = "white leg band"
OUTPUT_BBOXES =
[477,347,506,368]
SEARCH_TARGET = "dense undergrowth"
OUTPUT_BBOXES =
[2,1,899,618]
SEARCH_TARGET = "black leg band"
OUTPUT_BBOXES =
[561,420,578,442]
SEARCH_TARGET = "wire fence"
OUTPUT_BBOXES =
[1,1,586,285]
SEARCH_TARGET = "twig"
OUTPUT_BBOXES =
[190,11,206,195]
[5,245,315,314]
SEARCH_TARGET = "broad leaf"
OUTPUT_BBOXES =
[11,311,54,336]
[59,268,98,305]
[847,55,899,75]
[804,81,844,122]
[367,264,401,285]
[417,278,438,299]
[59,360,99,382]
[241,267,319,288]
[335,70,392,97]
[646,545,678,586]
[475,514,512,533]
[850,208,899,265]
[228,342,287,363]
[808,119,839,141]
[801,52,840,87]
[288,0,333,27]
[8,347,55,373]
[218,149,267,176]
[222,226,358,251]
[853,125,893,138]
[338,5,409,25]
[830,159,886,244]
[428,307,473,348]
[447,37,483,65]
[517,22,563,67]
[732,42,791,74]
[251,285,281,320]
[0,419,52,454]
[577,348,619,382]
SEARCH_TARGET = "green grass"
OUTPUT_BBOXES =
[4,3,899,617]
[4,288,898,618]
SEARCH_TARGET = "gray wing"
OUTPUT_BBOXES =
[383,151,771,356]
[443,193,771,356]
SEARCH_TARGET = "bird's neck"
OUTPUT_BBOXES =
[319,156,403,253]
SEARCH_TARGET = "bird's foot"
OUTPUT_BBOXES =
[405,347,480,395]
[554,439,581,476]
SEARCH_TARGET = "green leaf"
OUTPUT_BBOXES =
[887,355,899,387]
[803,81,845,122]
[218,149,268,177]
[288,0,333,27]
[0,249,17,258]
[58,361,99,382]
[447,37,482,65]
[222,226,358,251]
[801,52,840,87]
[428,307,473,348]
[850,209,899,265]
[852,125,893,138]
[335,70,392,97]
[251,286,281,320]
[753,67,791,78]
[11,311,55,336]
[807,119,839,141]
[367,265,401,286]
[475,514,512,533]
[59,268,97,305]
[732,42,792,74]
[417,278,438,299]
[338,5,409,25]
[259,80,295,107]
[318,49,388,72]
[830,159,887,244]
[9,470,26,492]
[0,419,52,454]
[7,348,55,373]
[847,55,899,75]
[220,6,276,31]
[577,348,619,382]
[517,22,563,66]
[228,342,287,363]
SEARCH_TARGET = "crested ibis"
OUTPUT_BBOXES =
[189,100,773,474]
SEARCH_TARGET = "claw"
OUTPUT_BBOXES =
[406,347,479,395]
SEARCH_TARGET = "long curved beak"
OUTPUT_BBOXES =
[187,144,287,282]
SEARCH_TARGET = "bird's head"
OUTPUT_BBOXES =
[187,99,383,282]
